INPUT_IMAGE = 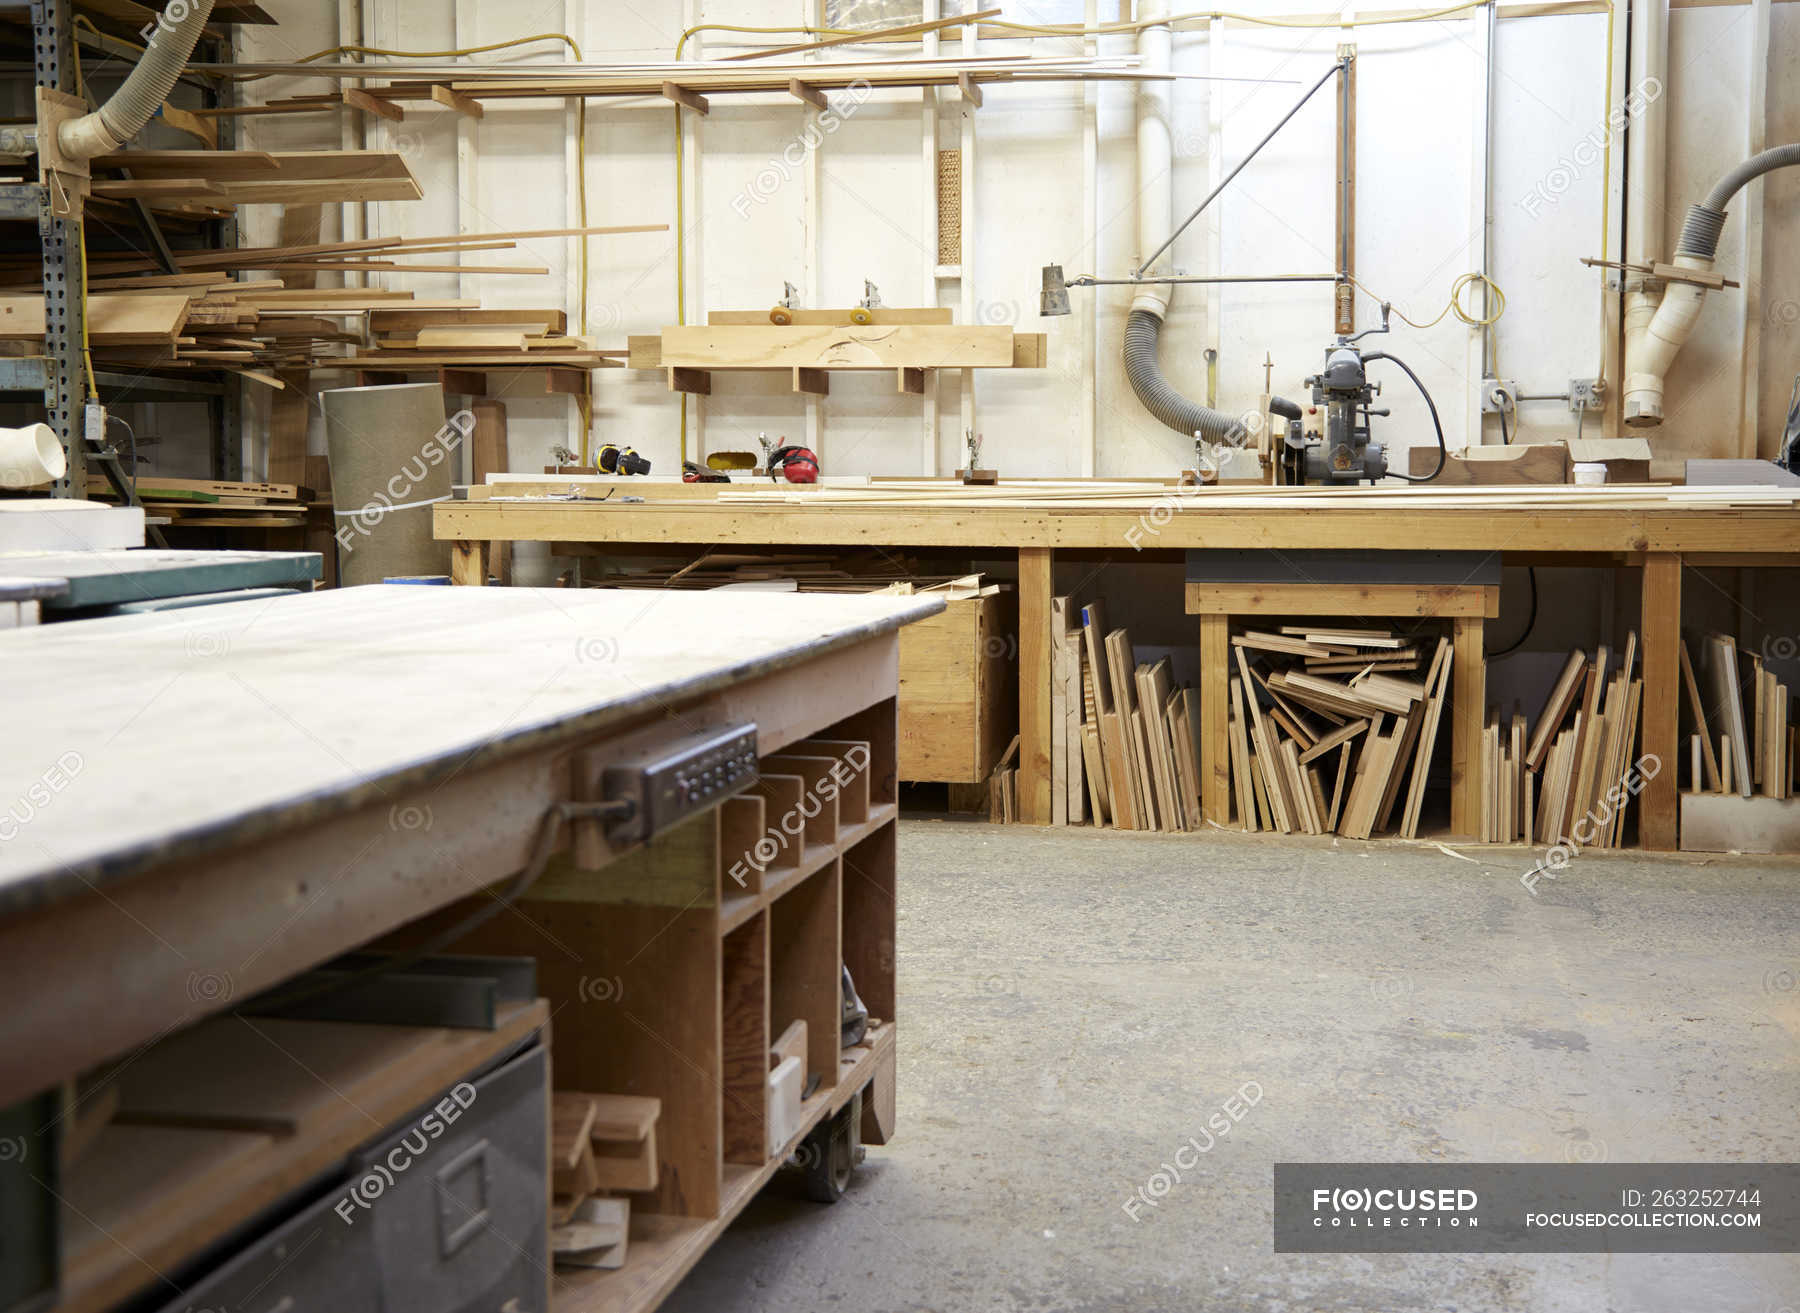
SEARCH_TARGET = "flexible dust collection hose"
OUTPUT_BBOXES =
[1123,309,1247,444]
[57,0,217,161]
[1626,142,1800,426]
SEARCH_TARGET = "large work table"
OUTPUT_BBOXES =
[0,583,937,1108]
[435,487,1800,847]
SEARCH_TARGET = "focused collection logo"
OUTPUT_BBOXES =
[1310,1186,1481,1229]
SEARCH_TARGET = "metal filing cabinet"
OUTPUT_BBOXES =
[152,1043,548,1313]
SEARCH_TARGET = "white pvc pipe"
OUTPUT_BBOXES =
[1621,0,1670,424]
[0,423,67,489]
[1133,0,1175,318]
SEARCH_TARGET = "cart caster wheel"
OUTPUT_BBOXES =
[849,306,873,325]
[799,1091,861,1203]
[769,306,794,325]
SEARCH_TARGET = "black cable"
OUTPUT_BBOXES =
[1497,399,1512,445]
[237,798,632,1017]
[106,414,138,503]
[1363,350,1446,482]
[1487,566,1539,658]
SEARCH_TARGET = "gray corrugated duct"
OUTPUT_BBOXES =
[1124,309,1243,443]
[58,0,216,161]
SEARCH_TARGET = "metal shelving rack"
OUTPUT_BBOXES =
[1,0,240,500]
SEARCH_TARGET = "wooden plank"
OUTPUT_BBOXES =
[1187,582,1494,617]
[1018,547,1053,825]
[707,307,955,326]
[1401,638,1453,839]
[721,8,1001,61]
[1449,617,1485,838]
[655,324,1016,371]
[1640,554,1683,846]
[344,86,405,121]
[1199,613,1231,823]
[1525,649,1587,771]
[662,82,711,114]
[1050,599,1070,826]
[430,83,485,117]
[0,292,190,344]
[787,78,829,110]
[1677,637,1720,788]
[1069,630,1088,823]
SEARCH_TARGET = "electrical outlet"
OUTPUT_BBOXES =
[1568,378,1604,412]
[82,399,107,449]
[1480,378,1518,414]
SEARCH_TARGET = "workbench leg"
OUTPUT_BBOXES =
[1640,553,1682,850]
[1199,614,1231,824]
[1450,616,1485,839]
[1018,547,1053,825]
[450,539,488,586]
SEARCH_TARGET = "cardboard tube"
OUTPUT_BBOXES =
[0,424,67,489]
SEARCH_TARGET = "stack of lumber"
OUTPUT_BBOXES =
[0,223,661,383]
[1499,636,1645,847]
[86,475,309,529]
[569,552,998,596]
[718,483,1800,511]
[1681,633,1794,801]
[1050,600,1203,833]
[549,1091,661,1270]
[1224,625,1452,840]
[188,52,1181,118]
[86,150,422,212]
[629,314,1046,395]
[357,305,624,373]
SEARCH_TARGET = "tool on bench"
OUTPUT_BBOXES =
[597,443,651,477]
[1279,302,1447,485]
[768,444,819,484]
[960,429,997,485]
[769,281,800,325]
[850,279,883,325]
[840,965,868,1048]
[681,461,729,484]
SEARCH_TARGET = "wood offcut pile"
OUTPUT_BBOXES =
[1222,624,1450,840]
[548,1091,661,1271]
[1681,632,1794,801]
[1491,636,1645,848]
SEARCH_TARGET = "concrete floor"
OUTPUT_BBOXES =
[663,821,1800,1313]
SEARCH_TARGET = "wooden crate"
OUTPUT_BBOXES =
[898,592,1017,783]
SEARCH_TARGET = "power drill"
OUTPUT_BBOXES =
[597,444,651,477]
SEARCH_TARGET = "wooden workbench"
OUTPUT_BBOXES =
[0,584,939,1313]
[434,492,1800,847]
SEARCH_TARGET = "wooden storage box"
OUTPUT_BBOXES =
[898,592,1017,783]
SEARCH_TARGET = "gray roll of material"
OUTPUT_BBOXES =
[321,382,460,587]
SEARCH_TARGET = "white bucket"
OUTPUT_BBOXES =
[1573,461,1608,486]
[0,424,66,490]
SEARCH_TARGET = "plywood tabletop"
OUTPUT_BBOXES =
[0,585,940,913]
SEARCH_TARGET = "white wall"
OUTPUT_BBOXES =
[228,0,1795,483]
